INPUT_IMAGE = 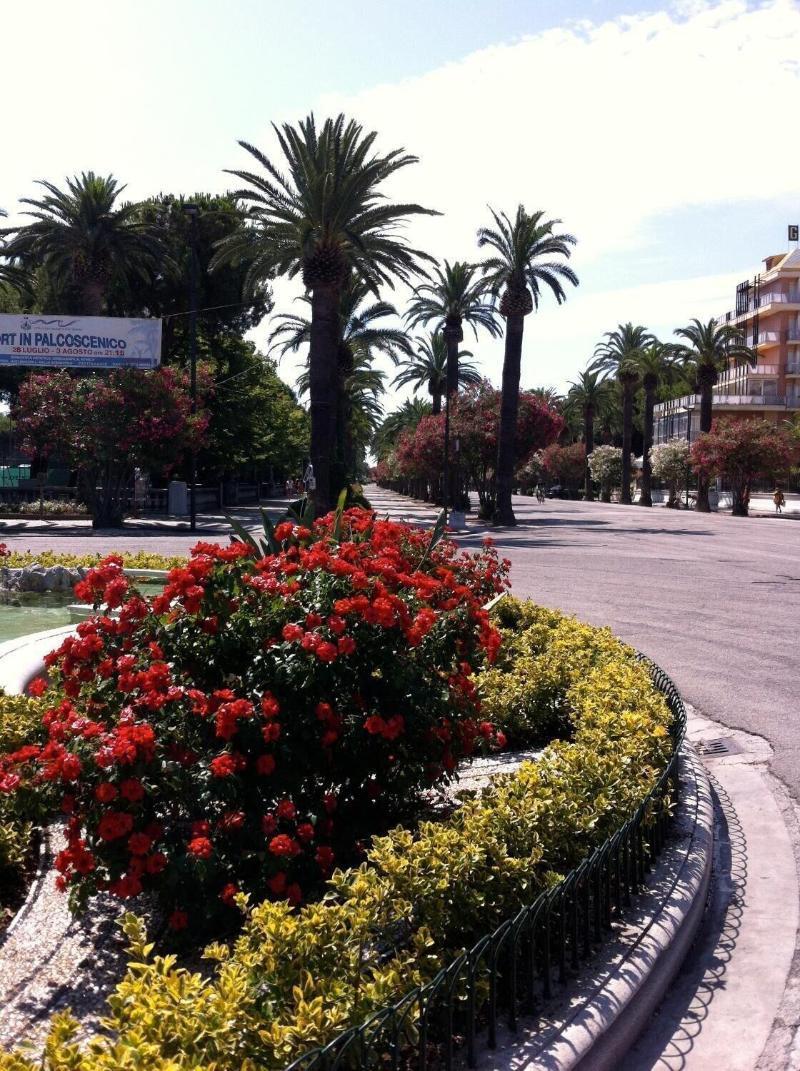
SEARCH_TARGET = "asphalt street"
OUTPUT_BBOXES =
[367,488,800,804]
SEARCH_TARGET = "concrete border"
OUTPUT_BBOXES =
[0,624,75,695]
[481,745,713,1071]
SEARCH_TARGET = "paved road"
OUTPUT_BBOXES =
[367,487,800,802]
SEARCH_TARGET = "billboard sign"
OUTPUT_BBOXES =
[0,314,161,369]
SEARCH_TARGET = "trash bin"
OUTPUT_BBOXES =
[167,480,188,516]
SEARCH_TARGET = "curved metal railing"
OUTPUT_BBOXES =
[283,657,687,1071]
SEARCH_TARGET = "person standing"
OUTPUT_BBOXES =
[774,487,786,514]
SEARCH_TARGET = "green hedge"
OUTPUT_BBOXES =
[0,599,675,1070]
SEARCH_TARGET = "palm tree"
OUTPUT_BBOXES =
[405,260,499,397]
[669,318,758,511]
[296,349,386,475]
[478,205,578,524]
[269,274,411,482]
[0,174,162,315]
[372,397,432,460]
[392,332,480,414]
[212,114,437,512]
[636,344,673,507]
[567,369,610,501]
[591,323,656,505]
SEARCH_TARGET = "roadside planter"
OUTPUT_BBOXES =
[0,516,684,1071]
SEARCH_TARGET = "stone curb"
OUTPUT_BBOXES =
[481,744,713,1071]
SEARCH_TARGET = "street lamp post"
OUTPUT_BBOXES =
[184,204,199,532]
[680,404,692,508]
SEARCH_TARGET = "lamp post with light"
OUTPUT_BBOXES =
[183,203,199,531]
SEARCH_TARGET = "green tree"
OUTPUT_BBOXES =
[199,338,308,485]
[0,173,162,315]
[478,205,578,525]
[392,332,479,415]
[588,444,623,502]
[372,397,432,460]
[566,369,610,501]
[635,343,673,507]
[212,113,437,512]
[591,323,656,505]
[126,193,272,360]
[669,318,757,511]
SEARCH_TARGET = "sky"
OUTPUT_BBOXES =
[2,0,800,404]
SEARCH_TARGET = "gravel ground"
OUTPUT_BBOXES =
[0,825,126,1052]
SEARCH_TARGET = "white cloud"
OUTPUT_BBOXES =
[314,0,800,267]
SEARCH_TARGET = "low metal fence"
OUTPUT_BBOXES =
[284,657,686,1071]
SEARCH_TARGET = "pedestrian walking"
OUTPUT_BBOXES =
[774,487,786,514]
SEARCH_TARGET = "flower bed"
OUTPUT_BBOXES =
[0,580,676,1070]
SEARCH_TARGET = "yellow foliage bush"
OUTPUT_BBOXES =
[0,693,48,897]
[2,550,184,571]
[0,598,675,1070]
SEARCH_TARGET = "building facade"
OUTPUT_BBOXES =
[654,246,800,445]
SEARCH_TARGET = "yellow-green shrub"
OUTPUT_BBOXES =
[0,693,47,900]
[0,599,675,1070]
[3,550,184,571]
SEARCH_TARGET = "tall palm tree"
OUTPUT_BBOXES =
[212,113,437,512]
[392,332,480,414]
[269,275,410,483]
[477,205,578,524]
[405,260,499,398]
[668,318,758,511]
[592,323,656,505]
[0,174,162,315]
[636,343,673,507]
[567,369,610,501]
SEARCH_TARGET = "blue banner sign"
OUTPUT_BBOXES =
[0,314,161,369]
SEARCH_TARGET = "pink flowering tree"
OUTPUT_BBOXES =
[690,418,797,516]
[15,369,209,528]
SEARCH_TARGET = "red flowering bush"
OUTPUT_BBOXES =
[0,508,508,931]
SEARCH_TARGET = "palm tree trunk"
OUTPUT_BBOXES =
[695,378,714,512]
[309,284,341,514]
[621,383,634,505]
[583,405,594,501]
[431,392,442,416]
[495,314,525,525]
[81,279,105,317]
[444,322,463,512]
[639,382,656,507]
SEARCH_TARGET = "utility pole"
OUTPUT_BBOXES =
[184,203,199,532]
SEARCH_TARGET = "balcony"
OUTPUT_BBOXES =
[786,363,800,375]
[787,327,800,341]
[712,394,787,406]
[750,363,780,375]
[716,290,800,324]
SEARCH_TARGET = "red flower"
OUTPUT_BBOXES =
[120,778,145,802]
[97,812,134,842]
[282,623,304,642]
[187,836,213,859]
[276,799,296,821]
[145,852,167,874]
[220,882,239,906]
[337,636,356,656]
[27,676,47,697]
[316,641,338,663]
[95,782,118,803]
[316,845,335,871]
[269,834,300,858]
[168,909,188,930]
[287,882,303,906]
[128,832,152,856]
[256,754,276,776]
[260,693,280,718]
[209,753,237,778]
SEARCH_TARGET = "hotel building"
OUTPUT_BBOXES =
[654,245,800,445]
